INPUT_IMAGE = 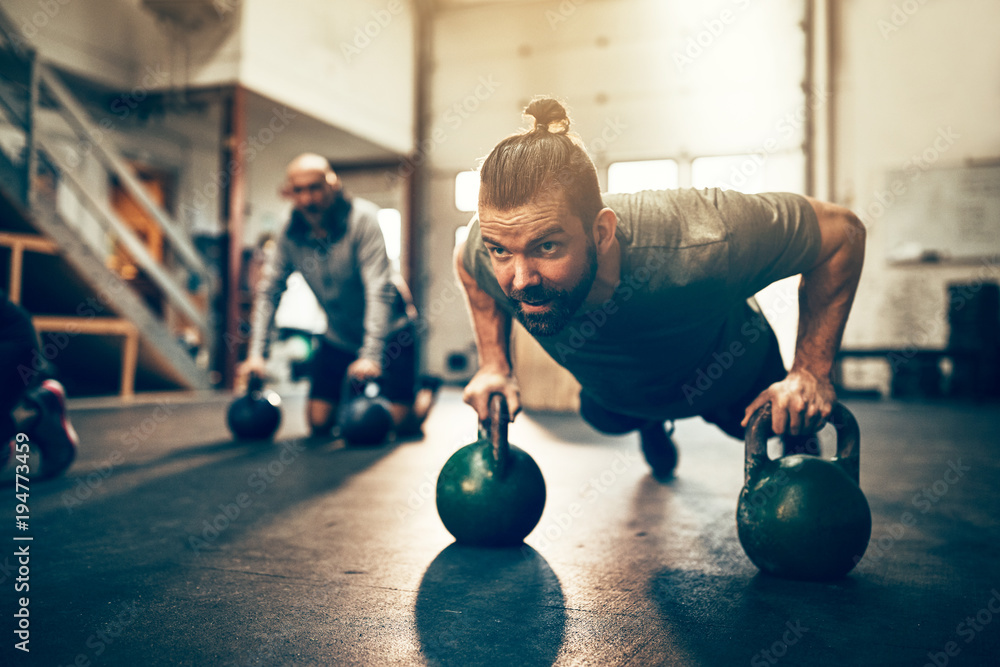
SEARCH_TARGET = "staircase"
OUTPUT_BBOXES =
[0,8,216,397]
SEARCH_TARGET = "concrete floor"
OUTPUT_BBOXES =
[3,389,999,666]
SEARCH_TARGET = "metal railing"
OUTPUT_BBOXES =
[0,3,216,370]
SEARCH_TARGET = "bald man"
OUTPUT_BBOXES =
[238,154,436,440]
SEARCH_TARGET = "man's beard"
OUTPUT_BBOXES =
[509,240,598,337]
[304,189,348,219]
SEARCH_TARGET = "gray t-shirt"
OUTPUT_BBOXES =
[250,197,411,363]
[462,188,822,420]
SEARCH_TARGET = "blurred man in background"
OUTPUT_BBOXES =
[238,153,438,440]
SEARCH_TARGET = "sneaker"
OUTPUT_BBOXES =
[25,379,79,479]
[639,420,678,479]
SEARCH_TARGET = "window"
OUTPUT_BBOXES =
[454,171,479,212]
[691,154,767,193]
[454,223,470,248]
[607,159,679,194]
[377,208,402,272]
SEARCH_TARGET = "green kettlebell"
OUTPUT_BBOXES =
[736,402,871,581]
[435,394,546,547]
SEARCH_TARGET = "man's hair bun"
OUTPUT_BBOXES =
[525,98,570,134]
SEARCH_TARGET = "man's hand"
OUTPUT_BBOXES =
[235,355,267,393]
[463,368,521,423]
[347,358,382,382]
[741,369,836,435]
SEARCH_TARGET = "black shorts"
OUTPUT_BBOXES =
[579,320,787,441]
[309,325,418,405]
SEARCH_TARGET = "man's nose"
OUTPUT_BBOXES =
[511,257,542,292]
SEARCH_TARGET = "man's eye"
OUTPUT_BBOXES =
[489,247,509,257]
[539,242,558,253]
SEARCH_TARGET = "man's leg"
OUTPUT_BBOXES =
[579,391,678,479]
[0,301,37,471]
[0,295,78,477]
[307,339,356,439]
[379,325,440,438]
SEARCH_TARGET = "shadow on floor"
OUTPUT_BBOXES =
[415,543,566,667]
[2,429,403,664]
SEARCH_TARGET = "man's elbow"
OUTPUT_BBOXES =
[841,209,866,250]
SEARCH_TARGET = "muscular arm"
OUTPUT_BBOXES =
[454,239,520,421]
[792,197,866,381]
[744,197,866,434]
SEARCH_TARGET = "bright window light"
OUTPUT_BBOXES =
[692,155,767,193]
[455,224,470,248]
[607,159,679,194]
[378,208,402,271]
[455,171,479,212]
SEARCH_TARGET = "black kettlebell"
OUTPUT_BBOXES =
[339,381,394,447]
[436,394,546,547]
[227,373,282,441]
[736,402,871,581]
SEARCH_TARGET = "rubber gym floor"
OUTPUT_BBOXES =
[3,388,999,666]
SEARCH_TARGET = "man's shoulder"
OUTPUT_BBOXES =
[604,188,730,251]
[349,196,381,221]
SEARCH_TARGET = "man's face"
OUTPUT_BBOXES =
[287,169,336,220]
[479,189,598,337]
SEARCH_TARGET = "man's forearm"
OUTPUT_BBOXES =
[247,244,287,359]
[247,290,277,359]
[791,212,866,380]
[455,243,513,374]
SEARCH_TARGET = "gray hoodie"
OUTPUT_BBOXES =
[249,195,411,363]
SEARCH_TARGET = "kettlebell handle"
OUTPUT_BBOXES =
[745,402,861,483]
[480,393,511,477]
[247,372,264,395]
